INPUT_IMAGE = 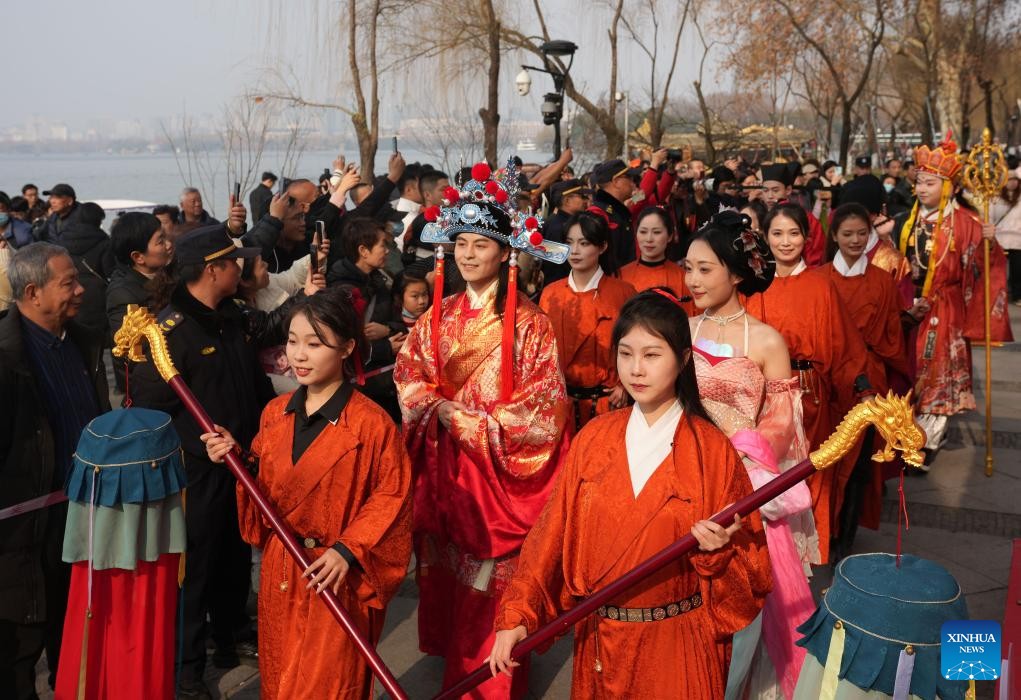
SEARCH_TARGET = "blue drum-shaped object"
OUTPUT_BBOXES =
[794,553,969,700]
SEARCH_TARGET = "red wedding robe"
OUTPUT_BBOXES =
[496,410,771,699]
[539,274,636,426]
[746,267,869,562]
[394,286,571,698]
[237,391,413,700]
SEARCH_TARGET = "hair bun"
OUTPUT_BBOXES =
[694,210,775,296]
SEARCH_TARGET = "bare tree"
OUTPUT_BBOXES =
[620,0,692,149]
[161,112,224,216]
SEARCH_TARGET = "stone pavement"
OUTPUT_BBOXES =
[36,317,1020,699]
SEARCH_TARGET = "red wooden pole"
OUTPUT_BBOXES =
[166,375,409,700]
[434,457,818,700]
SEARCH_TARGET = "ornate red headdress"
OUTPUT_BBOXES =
[913,132,963,181]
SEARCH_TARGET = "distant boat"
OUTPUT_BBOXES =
[516,138,537,152]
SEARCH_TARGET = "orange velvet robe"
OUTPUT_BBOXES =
[539,274,636,427]
[237,391,413,700]
[746,267,869,562]
[394,286,571,698]
[496,410,771,699]
[620,260,695,311]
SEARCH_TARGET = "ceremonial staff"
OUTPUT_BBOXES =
[113,306,409,700]
[962,128,1008,477]
[436,392,924,699]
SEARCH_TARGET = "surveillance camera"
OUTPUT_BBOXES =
[516,69,531,97]
[614,92,624,102]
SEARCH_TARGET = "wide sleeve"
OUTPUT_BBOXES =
[689,430,771,639]
[961,219,1014,343]
[337,416,413,608]
[495,440,580,635]
[236,419,273,549]
[393,309,445,432]
[871,273,911,380]
[823,281,870,410]
[446,312,571,479]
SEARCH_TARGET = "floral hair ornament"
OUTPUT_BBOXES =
[420,159,569,401]
[698,209,770,280]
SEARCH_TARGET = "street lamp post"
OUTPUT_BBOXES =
[615,91,629,161]
[515,40,577,159]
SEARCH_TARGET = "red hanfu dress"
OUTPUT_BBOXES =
[496,408,771,699]
[539,269,636,427]
[394,281,571,698]
[745,262,869,562]
[237,390,413,700]
[620,259,696,311]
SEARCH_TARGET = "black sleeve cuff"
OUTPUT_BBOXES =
[331,542,361,570]
[853,373,874,397]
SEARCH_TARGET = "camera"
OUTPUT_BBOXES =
[666,148,683,161]
[541,92,563,126]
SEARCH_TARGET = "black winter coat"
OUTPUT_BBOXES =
[0,306,110,624]
[58,221,115,336]
[128,285,276,484]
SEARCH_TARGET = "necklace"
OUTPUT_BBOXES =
[703,307,746,344]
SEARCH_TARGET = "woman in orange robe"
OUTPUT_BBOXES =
[202,290,413,700]
[540,210,636,428]
[620,207,695,312]
[746,203,871,564]
[490,290,771,699]
[821,204,910,559]
[394,170,572,699]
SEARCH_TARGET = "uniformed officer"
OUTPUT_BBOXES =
[542,179,594,284]
[127,225,275,700]
[590,159,640,265]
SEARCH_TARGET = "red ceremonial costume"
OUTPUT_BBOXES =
[746,264,869,562]
[895,138,1013,451]
[496,409,771,698]
[395,284,570,697]
[238,390,413,700]
[620,259,694,304]
[823,259,909,530]
[539,270,636,428]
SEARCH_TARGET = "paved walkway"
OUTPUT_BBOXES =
[37,317,1020,699]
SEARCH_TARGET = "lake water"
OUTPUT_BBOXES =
[0,147,555,216]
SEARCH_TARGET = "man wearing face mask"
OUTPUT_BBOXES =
[0,192,38,249]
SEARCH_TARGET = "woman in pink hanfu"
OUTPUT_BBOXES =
[683,211,818,700]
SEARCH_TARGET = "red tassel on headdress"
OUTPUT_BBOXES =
[431,248,445,373]
[501,253,518,402]
[353,347,366,386]
[345,288,368,385]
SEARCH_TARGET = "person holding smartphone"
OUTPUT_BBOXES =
[328,217,407,423]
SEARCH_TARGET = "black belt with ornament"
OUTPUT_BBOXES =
[596,591,702,622]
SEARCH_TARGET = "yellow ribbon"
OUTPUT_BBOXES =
[820,620,846,700]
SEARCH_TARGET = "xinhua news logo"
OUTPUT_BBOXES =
[940,620,1000,681]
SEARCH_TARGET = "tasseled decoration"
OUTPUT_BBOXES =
[501,251,519,402]
[352,348,366,386]
[893,646,916,700]
[431,247,445,374]
[820,620,846,700]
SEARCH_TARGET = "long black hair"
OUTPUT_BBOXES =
[689,210,774,296]
[826,203,871,262]
[611,289,713,425]
[286,286,367,382]
[564,210,619,276]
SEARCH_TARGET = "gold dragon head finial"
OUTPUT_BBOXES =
[867,391,925,468]
[112,305,180,382]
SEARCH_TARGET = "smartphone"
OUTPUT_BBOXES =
[277,176,286,198]
[233,181,241,204]
[313,221,326,276]
[392,135,398,155]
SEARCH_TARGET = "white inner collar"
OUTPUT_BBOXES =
[568,267,603,293]
[864,229,879,254]
[834,251,869,277]
[626,401,683,497]
[466,278,499,310]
